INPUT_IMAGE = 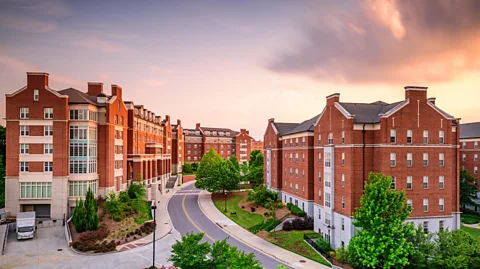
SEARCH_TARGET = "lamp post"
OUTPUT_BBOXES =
[151,204,157,269]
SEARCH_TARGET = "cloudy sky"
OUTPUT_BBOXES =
[1,0,479,139]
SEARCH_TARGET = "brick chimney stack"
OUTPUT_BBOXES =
[27,72,49,88]
[111,85,123,98]
[196,123,201,129]
[405,86,427,101]
[326,93,340,106]
[427,97,436,105]
[87,82,103,96]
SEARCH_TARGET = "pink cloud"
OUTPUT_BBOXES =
[72,37,132,53]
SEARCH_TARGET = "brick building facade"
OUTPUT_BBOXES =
[252,140,264,153]
[264,86,461,249]
[460,122,480,211]
[4,73,175,219]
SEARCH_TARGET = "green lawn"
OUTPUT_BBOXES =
[461,213,480,224]
[461,224,480,238]
[213,195,264,230]
[268,230,330,267]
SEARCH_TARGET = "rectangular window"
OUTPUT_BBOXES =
[318,152,321,164]
[407,199,412,208]
[463,142,467,148]
[439,153,444,167]
[34,89,39,101]
[341,218,345,231]
[439,130,444,144]
[423,221,429,233]
[325,212,331,226]
[341,174,345,187]
[302,169,305,179]
[325,152,331,167]
[20,107,29,119]
[341,196,345,209]
[302,136,306,146]
[423,153,428,167]
[407,130,412,144]
[295,138,298,147]
[69,180,97,197]
[44,108,53,119]
[439,176,444,189]
[407,176,412,190]
[318,190,322,201]
[423,176,429,189]
[475,142,479,149]
[20,162,29,172]
[439,198,444,212]
[295,153,298,162]
[423,130,429,144]
[290,183,292,192]
[325,172,331,188]
[318,207,321,219]
[20,182,52,199]
[44,126,53,136]
[325,192,331,208]
[290,153,292,162]
[289,168,292,177]
[475,166,478,174]
[463,154,467,161]
[20,125,29,136]
[423,198,429,212]
[475,154,478,162]
[341,152,345,166]
[391,176,396,189]
[295,168,298,178]
[328,133,333,145]
[390,152,396,167]
[318,134,321,144]
[302,153,305,163]
[407,152,412,167]
[20,144,29,154]
[44,144,53,154]
[342,131,345,144]
[390,129,396,143]
[44,162,53,172]
[439,220,444,231]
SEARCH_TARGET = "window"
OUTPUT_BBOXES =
[290,153,292,162]
[423,198,429,212]
[407,199,412,208]
[69,110,89,120]
[44,126,53,136]
[20,125,29,136]
[475,154,478,162]
[318,134,321,144]
[289,183,292,192]
[439,153,444,167]
[390,152,396,167]
[439,198,444,212]
[302,153,305,163]
[439,130,444,144]
[463,142,467,148]
[20,182,52,199]
[423,176,429,189]
[302,136,305,146]
[20,162,29,172]
[302,169,305,179]
[325,172,331,187]
[341,152,345,166]
[290,139,292,146]
[114,115,118,124]
[43,108,53,119]
[325,152,331,167]
[341,196,345,209]
[439,220,444,232]
[20,144,29,154]
[407,176,412,190]
[318,207,321,219]
[390,129,396,143]
[391,176,396,189]
[439,176,444,189]
[318,171,321,183]
[328,133,333,144]
[295,168,298,178]
[341,174,345,187]
[342,131,345,144]
[463,154,467,161]
[289,168,292,177]
[475,142,479,149]
[423,153,428,166]
[325,192,331,208]
[295,138,298,147]
[475,166,478,174]
[20,107,29,119]
[34,89,39,101]
[44,144,53,154]
[423,130,429,144]
[318,152,321,164]
[69,180,97,197]
[318,190,322,201]
[407,153,413,167]
[423,221,429,233]
[295,153,298,162]
[407,130,412,144]
[44,162,53,172]
[325,212,331,226]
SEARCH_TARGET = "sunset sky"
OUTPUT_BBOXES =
[1,0,479,139]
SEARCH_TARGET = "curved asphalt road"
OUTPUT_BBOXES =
[168,184,289,269]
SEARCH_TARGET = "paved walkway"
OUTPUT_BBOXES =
[116,181,196,251]
[463,223,480,229]
[197,191,330,269]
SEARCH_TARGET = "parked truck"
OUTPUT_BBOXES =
[16,212,36,240]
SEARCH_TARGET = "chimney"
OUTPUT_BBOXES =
[165,115,170,122]
[404,86,427,101]
[27,72,49,88]
[427,97,436,105]
[268,118,275,124]
[326,93,340,106]
[247,130,250,135]
[87,82,103,96]
[196,123,201,129]
[240,128,246,133]
[111,85,123,98]
[177,119,181,126]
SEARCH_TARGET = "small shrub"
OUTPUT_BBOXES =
[263,212,270,216]
[286,202,293,210]
[251,207,256,212]
[314,237,333,252]
[128,183,147,200]
[289,204,306,217]
[241,206,245,209]
[289,217,313,230]
[283,221,293,231]
[248,222,265,234]
[263,218,280,232]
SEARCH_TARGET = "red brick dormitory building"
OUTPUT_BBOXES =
[460,122,480,211]
[264,86,461,249]
[4,73,176,219]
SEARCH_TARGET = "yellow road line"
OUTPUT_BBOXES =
[182,195,216,242]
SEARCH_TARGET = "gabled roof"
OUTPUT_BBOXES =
[283,114,320,135]
[273,122,299,136]
[58,88,97,105]
[460,122,480,139]
[338,101,403,123]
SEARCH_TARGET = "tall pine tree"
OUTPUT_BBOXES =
[84,188,99,231]
[72,198,87,233]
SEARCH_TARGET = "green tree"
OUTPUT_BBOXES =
[246,184,278,207]
[431,229,480,269]
[246,151,264,186]
[228,155,240,172]
[336,245,349,265]
[460,168,479,209]
[72,198,87,233]
[128,183,146,200]
[210,238,263,269]
[84,188,99,231]
[195,148,223,185]
[348,172,414,269]
[0,157,5,208]
[191,162,199,172]
[248,150,261,167]
[406,225,435,269]
[169,233,211,269]
[182,162,194,174]
[215,159,241,212]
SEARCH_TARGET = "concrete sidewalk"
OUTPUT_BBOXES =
[197,191,330,269]
[116,181,196,251]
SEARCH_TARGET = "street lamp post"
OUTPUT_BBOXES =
[151,204,157,269]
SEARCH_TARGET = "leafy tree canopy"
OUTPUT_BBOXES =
[348,172,414,269]
[228,155,240,172]
[460,168,479,207]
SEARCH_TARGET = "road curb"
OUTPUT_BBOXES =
[196,191,297,269]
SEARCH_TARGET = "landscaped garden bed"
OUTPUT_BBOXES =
[69,184,154,253]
